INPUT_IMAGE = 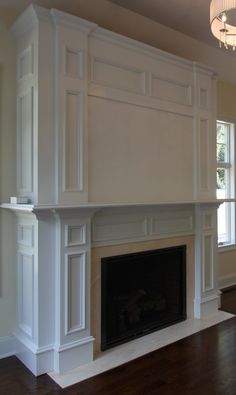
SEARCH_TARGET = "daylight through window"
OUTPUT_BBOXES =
[216,120,235,246]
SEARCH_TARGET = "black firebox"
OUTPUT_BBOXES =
[101,245,186,351]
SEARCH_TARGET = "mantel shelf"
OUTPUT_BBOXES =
[0,199,224,213]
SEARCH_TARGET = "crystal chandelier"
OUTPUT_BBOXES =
[210,0,236,49]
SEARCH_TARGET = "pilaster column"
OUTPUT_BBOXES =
[194,203,219,317]
[53,208,96,374]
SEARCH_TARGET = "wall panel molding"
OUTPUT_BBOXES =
[63,90,84,192]
[65,252,86,335]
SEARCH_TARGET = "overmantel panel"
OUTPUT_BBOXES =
[12,4,216,207]
[88,33,195,116]
[87,30,216,204]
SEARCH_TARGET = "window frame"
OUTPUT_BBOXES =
[216,119,236,248]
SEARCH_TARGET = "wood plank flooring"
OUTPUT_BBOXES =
[1,288,236,395]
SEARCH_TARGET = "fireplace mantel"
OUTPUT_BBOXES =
[2,201,220,375]
[3,3,220,377]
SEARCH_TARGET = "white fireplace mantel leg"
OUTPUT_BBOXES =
[194,204,220,318]
[12,207,97,376]
[53,208,96,374]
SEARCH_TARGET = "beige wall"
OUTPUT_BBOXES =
[217,80,236,120]
[0,23,16,336]
[1,0,236,339]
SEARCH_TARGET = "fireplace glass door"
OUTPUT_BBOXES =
[101,245,186,350]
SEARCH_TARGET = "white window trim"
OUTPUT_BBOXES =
[217,119,236,248]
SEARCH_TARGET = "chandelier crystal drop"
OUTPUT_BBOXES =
[210,0,236,50]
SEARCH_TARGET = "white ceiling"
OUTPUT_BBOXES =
[109,0,215,46]
[0,0,216,47]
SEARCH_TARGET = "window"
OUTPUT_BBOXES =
[216,120,235,246]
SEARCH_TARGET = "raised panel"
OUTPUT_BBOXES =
[18,87,34,194]
[92,58,146,95]
[65,48,83,78]
[199,88,208,110]
[65,253,86,334]
[18,224,34,247]
[202,234,214,292]
[18,252,34,337]
[65,225,86,247]
[93,215,148,243]
[18,45,34,80]
[151,75,192,106]
[199,119,210,191]
[64,91,83,192]
[151,214,193,236]
[203,214,213,230]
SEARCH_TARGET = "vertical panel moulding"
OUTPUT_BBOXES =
[18,44,34,80]
[65,252,86,335]
[17,87,34,195]
[202,233,214,292]
[18,252,34,338]
[65,48,83,79]
[63,91,83,192]
[199,118,210,192]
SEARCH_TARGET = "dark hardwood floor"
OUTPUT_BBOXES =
[1,288,236,395]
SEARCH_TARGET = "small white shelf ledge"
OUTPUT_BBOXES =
[1,200,222,213]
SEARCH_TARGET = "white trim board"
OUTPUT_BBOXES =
[0,336,16,359]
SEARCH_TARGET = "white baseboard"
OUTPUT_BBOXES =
[218,274,236,290]
[0,336,16,359]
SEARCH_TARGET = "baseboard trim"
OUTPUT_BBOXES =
[218,274,236,290]
[0,336,16,359]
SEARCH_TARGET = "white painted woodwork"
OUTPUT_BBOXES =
[12,5,216,206]
[18,252,34,337]
[194,205,219,318]
[193,67,217,201]
[7,4,220,377]
[88,98,194,202]
[17,88,34,195]
[52,9,95,204]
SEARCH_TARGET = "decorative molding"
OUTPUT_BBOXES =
[17,87,34,195]
[203,213,213,230]
[18,224,34,247]
[91,27,196,73]
[93,215,148,244]
[65,252,86,335]
[91,57,146,95]
[65,224,86,247]
[51,8,97,33]
[198,118,210,192]
[199,87,209,110]
[18,252,34,338]
[63,90,84,192]
[64,47,84,79]
[202,233,214,292]
[151,212,193,237]
[54,335,94,352]
[17,44,34,81]
[150,74,192,106]
[92,209,194,246]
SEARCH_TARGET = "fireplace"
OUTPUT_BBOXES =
[101,245,186,350]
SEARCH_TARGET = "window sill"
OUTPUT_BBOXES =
[218,243,236,253]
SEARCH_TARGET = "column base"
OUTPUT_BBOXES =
[14,331,54,376]
[54,336,95,374]
[194,293,220,318]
